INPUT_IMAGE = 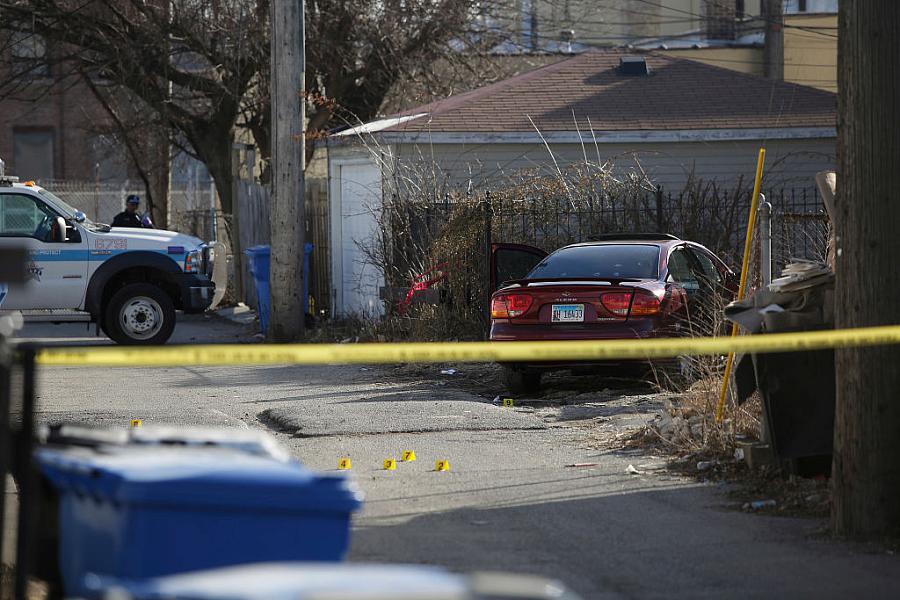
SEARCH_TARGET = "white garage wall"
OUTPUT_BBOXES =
[392,137,836,192]
[329,154,385,318]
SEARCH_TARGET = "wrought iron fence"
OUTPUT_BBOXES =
[406,185,828,276]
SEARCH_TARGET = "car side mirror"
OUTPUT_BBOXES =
[73,211,86,223]
[56,217,69,242]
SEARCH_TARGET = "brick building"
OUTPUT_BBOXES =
[0,32,125,183]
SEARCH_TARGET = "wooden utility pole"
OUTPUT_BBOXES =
[832,1,900,539]
[763,0,784,80]
[269,0,306,340]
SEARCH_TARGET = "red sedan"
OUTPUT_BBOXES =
[489,234,736,393]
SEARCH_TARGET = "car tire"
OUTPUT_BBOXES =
[501,366,542,395]
[104,283,176,345]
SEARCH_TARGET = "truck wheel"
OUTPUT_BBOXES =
[104,283,176,345]
[501,366,542,395]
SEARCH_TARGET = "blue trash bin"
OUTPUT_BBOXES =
[244,245,271,334]
[245,244,314,333]
[36,445,363,598]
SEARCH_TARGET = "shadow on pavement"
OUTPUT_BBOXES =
[350,486,900,599]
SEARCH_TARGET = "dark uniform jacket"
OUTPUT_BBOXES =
[112,211,145,228]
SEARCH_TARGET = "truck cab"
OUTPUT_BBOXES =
[0,160,218,345]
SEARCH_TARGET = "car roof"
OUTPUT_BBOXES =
[564,238,683,249]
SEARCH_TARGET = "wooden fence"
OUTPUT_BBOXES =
[235,179,330,316]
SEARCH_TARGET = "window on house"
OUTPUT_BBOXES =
[703,0,736,40]
[13,130,56,182]
[785,0,835,13]
[10,30,50,78]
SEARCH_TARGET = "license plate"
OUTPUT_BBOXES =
[551,304,584,323]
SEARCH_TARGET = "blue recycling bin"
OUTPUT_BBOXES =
[36,445,362,598]
[244,245,271,333]
[245,244,314,334]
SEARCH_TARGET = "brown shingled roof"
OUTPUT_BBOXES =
[384,49,835,133]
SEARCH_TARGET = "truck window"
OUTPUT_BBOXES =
[0,193,57,240]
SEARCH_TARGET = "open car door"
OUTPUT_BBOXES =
[491,243,547,291]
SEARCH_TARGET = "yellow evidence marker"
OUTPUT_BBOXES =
[435,460,450,472]
[502,398,514,407]
[401,450,417,462]
[130,419,143,428]
[338,458,352,470]
[383,458,397,471]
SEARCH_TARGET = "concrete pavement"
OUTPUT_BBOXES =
[9,314,900,598]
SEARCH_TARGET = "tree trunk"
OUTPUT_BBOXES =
[199,130,244,301]
[268,0,306,341]
[148,129,169,229]
[832,1,900,540]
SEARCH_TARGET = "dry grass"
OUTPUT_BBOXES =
[662,376,762,456]
[638,289,763,460]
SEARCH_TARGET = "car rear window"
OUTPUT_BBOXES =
[527,244,660,279]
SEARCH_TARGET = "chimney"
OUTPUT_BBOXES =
[560,29,575,54]
[703,0,736,40]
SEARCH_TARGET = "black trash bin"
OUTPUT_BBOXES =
[752,347,835,475]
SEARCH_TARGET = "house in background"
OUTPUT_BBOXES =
[325,49,836,317]
[489,1,838,92]
[640,1,838,92]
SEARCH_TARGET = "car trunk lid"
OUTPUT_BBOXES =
[493,279,663,324]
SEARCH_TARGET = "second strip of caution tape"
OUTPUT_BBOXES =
[32,324,900,368]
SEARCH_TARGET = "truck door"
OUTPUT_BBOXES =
[0,192,88,310]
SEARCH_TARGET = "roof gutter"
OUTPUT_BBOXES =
[352,127,835,145]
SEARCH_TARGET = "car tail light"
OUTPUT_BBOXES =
[600,292,632,317]
[600,291,660,317]
[490,293,533,318]
[631,291,661,316]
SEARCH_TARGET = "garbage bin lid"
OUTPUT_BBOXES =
[85,564,587,600]
[129,425,291,462]
[37,446,362,513]
[86,563,469,600]
[244,245,271,256]
[41,424,291,462]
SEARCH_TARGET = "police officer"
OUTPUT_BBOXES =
[112,195,152,228]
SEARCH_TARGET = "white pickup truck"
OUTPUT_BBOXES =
[0,161,219,345]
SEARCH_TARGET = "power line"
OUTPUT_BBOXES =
[628,0,838,39]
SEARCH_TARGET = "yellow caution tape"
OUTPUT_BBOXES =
[33,325,900,368]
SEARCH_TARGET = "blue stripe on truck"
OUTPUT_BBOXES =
[29,249,186,263]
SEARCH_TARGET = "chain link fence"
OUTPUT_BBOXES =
[38,180,218,241]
